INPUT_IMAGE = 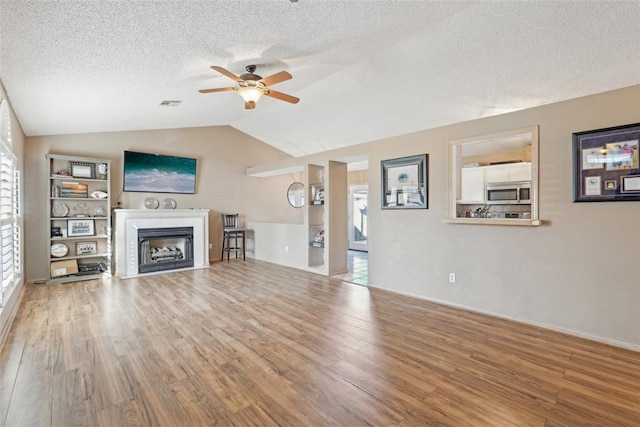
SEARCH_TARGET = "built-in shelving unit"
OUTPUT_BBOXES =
[46,154,112,284]
[246,160,348,276]
[307,165,325,270]
[304,161,348,275]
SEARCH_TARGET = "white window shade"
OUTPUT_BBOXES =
[0,99,20,305]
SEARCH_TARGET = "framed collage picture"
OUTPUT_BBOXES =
[573,123,640,202]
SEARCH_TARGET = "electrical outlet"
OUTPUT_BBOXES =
[208,243,213,249]
[285,245,289,253]
[449,273,456,284]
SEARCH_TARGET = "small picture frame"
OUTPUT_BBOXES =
[51,226,62,237]
[60,182,88,198]
[67,219,95,237]
[584,176,601,196]
[381,154,428,209]
[620,175,640,193]
[96,163,108,179]
[76,241,97,255]
[69,161,96,179]
[573,123,640,202]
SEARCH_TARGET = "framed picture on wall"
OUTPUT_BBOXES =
[573,123,640,202]
[381,154,428,209]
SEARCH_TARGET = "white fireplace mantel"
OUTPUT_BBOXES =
[114,209,210,278]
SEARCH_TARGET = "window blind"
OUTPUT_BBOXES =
[0,99,20,306]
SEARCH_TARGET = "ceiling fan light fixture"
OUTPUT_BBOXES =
[200,64,298,108]
[237,86,264,104]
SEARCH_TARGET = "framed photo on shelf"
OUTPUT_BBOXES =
[573,123,640,202]
[96,163,108,179]
[381,154,428,209]
[60,182,88,198]
[68,161,96,179]
[67,219,95,237]
[75,241,97,255]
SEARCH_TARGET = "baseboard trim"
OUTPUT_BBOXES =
[367,284,640,353]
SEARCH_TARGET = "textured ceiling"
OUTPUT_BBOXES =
[1,1,639,157]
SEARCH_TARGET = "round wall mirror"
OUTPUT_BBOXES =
[287,182,305,208]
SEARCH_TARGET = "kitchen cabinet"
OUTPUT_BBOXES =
[485,162,532,183]
[506,162,532,181]
[484,166,509,184]
[459,167,486,203]
[459,162,532,204]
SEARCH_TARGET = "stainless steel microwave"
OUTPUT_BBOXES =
[486,181,531,204]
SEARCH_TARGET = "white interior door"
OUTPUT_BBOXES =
[348,185,368,252]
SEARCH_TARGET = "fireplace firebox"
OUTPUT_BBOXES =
[138,227,194,273]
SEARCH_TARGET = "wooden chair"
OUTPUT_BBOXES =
[221,213,245,262]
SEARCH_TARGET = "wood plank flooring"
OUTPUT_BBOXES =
[0,259,638,426]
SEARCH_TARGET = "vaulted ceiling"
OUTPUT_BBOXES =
[1,1,639,157]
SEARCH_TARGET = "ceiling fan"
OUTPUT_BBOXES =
[199,65,300,110]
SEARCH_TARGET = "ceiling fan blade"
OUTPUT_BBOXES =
[245,101,256,110]
[211,66,242,82]
[198,87,235,94]
[259,71,292,87]
[265,89,300,104]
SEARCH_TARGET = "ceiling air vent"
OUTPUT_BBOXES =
[159,100,182,107]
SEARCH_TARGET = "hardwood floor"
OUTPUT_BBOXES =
[1,259,638,426]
